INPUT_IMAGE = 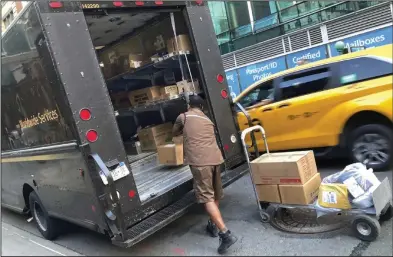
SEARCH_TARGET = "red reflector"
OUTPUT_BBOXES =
[224,144,229,151]
[155,1,163,5]
[49,1,63,8]
[79,108,91,121]
[128,190,136,198]
[113,1,123,7]
[135,1,144,6]
[195,0,203,5]
[217,74,224,83]
[86,130,98,142]
[221,89,228,99]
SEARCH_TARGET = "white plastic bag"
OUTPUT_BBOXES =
[321,163,381,209]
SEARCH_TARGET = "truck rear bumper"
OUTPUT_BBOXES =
[112,162,248,248]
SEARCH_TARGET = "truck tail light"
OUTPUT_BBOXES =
[49,1,63,8]
[221,89,228,99]
[217,74,224,83]
[79,108,91,121]
[86,129,98,142]
[113,1,123,7]
[155,1,163,5]
[135,1,144,6]
[128,190,136,198]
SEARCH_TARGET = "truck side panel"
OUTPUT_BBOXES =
[34,1,141,216]
[1,4,106,231]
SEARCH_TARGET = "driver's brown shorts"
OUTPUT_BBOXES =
[190,165,223,204]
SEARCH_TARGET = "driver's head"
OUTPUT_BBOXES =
[188,94,204,110]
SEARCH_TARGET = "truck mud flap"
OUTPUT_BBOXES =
[113,163,248,248]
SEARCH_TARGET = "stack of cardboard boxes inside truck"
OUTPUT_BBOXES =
[250,151,322,205]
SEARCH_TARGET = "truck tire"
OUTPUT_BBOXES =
[348,124,393,171]
[29,191,60,240]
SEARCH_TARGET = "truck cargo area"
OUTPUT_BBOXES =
[84,7,206,203]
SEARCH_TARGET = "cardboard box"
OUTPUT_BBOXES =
[160,85,179,97]
[279,173,321,205]
[157,143,184,166]
[250,151,317,185]
[128,86,161,106]
[177,80,201,94]
[256,184,281,203]
[167,34,192,54]
[137,123,173,151]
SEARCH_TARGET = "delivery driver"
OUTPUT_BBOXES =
[172,94,238,254]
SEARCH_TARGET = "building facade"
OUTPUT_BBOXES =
[208,1,393,98]
[2,1,28,32]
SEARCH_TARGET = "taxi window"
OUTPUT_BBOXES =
[339,56,392,85]
[238,80,274,108]
[279,67,331,100]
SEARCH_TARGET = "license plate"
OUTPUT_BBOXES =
[99,162,130,185]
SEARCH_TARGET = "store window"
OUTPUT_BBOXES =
[280,5,299,22]
[277,1,298,10]
[208,1,230,35]
[297,1,320,15]
[320,1,357,21]
[226,1,251,30]
[252,1,279,31]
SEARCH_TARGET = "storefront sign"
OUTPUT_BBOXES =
[225,70,241,99]
[286,45,327,68]
[237,56,286,91]
[329,26,393,57]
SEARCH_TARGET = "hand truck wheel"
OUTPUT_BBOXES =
[259,211,271,223]
[352,215,381,242]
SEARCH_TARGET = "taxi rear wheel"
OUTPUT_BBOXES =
[348,124,392,171]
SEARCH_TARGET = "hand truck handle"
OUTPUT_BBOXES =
[240,125,270,155]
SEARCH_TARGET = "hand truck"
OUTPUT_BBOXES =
[240,124,393,242]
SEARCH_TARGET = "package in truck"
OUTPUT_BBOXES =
[128,86,161,106]
[137,123,173,151]
[159,85,179,99]
[279,173,321,205]
[250,151,318,185]
[177,80,201,94]
[167,34,192,54]
[157,137,184,166]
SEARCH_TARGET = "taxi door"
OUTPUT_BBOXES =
[267,64,340,150]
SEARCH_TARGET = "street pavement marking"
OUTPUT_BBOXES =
[29,239,67,256]
[3,224,67,256]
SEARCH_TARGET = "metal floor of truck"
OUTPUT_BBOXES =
[128,152,192,203]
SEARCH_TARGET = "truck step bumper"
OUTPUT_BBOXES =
[113,163,248,248]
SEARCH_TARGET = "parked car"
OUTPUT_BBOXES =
[234,44,393,170]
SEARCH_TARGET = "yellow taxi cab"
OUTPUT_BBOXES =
[234,44,393,170]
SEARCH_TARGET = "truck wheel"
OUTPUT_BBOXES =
[29,191,60,240]
[352,215,380,242]
[348,124,392,171]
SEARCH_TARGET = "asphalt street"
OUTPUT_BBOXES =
[2,160,392,256]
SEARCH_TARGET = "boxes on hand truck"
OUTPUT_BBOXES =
[250,150,321,205]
